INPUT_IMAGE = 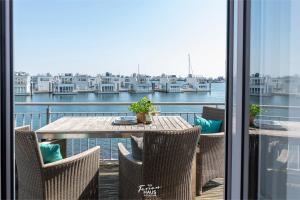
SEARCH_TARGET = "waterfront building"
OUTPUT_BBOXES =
[88,76,96,91]
[183,74,211,92]
[95,72,119,93]
[35,73,53,93]
[167,75,183,93]
[74,74,90,92]
[156,74,183,93]
[124,76,132,89]
[119,76,133,92]
[129,73,153,93]
[214,76,225,83]
[52,73,76,95]
[249,73,273,96]
[271,76,300,95]
[14,71,31,95]
[31,75,38,92]
[150,76,160,91]
[156,74,168,92]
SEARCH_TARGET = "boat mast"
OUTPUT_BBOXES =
[188,54,193,76]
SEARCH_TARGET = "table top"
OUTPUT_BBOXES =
[250,121,300,138]
[36,116,193,139]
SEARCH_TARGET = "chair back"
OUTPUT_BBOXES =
[202,106,225,132]
[15,126,44,199]
[142,127,200,199]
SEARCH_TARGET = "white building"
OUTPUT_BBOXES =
[88,76,96,91]
[34,73,53,93]
[156,74,183,93]
[14,72,31,95]
[52,73,76,94]
[166,75,183,93]
[95,72,119,93]
[129,74,153,93]
[183,74,211,92]
[150,77,160,91]
[74,74,90,92]
[271,76,300,95]
[31,76,38,92]
[119,76,133,92]
[250,73,273,96]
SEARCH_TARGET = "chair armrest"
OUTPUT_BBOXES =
[42,146,100,199]
[15,125,31,132]
[118,143,142,185]
[200,132,224,137]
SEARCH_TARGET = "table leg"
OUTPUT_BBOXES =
[192,153,196,199]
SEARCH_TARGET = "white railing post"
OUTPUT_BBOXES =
[110,139,112,160]
[297,145,300,170]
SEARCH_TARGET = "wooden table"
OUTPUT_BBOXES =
[36,116,193,139]
[249,123,300,199]
[36,116,197,198]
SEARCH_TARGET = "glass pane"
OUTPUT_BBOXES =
[249,0,300,199]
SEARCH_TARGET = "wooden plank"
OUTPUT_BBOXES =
[157,116,170,130]
[55,117,77,131]
[151,116,162,130]
[166,116,182,130]
[104,117,114,130]
[162,116,176,129]
[98,163,224,200]
[36,116,193,138]
[178,116,193,129]
[173,116,186,129]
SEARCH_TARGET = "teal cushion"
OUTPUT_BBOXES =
[39,143,63,164]
[194,116,222,133]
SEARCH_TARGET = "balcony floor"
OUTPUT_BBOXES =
[99,163,224,200]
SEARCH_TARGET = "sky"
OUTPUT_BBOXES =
[250,0,300,77]
[14,0,227,78]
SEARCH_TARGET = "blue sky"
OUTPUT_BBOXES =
[14,0,226,77]
[250,0,300,77]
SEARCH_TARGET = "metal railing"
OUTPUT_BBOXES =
[14,102,300,161]
[14,101,225,128]
[14,102,224,160]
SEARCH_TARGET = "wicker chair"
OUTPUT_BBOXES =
[118,127,200,200]
[15,125,100,200]
[196,106,225,195]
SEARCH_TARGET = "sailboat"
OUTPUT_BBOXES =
[181,54,211,92]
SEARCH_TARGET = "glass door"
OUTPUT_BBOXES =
[248,0,300,199]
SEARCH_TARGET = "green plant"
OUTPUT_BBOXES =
[129,97,154,113]
[249,104,261,117]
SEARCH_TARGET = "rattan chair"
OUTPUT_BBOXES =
[15,125,100,200]
[196,106,225,195]
[118,127,200,199]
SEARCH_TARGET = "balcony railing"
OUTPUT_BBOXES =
[14,102,224,160]
[14,102,300,161]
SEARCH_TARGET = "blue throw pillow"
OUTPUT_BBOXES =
[194,116,222,133]
[39,143,63,164]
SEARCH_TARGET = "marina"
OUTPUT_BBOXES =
[15,71,217,95]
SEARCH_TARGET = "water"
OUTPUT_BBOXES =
[15,83,225,113]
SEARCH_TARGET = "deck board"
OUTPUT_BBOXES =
[99,163,223,200]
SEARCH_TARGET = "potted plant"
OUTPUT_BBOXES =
[249,104,261,127]
[129,97,154,123]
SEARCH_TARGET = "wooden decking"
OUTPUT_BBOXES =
[99,163,223,200]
